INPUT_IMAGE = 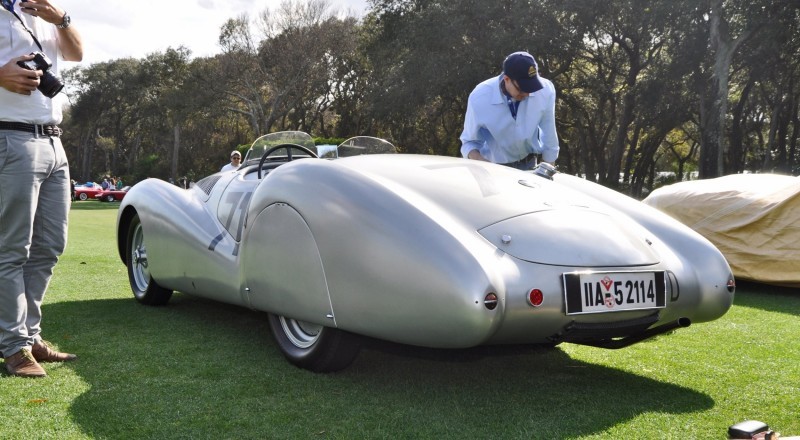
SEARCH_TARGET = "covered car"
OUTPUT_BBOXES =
[644,173,800,287]
[115,132,735,372]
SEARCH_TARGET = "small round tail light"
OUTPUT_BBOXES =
[484,293,498,310]
[528,289,544,307]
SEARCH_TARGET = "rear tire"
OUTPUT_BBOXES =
[106,194,115,202]
[267,313,360,372]
[126,213,172,305]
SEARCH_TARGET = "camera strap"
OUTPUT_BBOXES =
[2,3,45,52]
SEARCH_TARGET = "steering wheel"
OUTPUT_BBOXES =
[257,143,319,179]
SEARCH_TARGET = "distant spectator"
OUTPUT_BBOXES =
[221,150,242,172]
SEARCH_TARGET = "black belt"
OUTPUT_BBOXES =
[0,121,62,137]
[502,153,537,169]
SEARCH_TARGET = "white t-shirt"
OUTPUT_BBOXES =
[0,5,65,124]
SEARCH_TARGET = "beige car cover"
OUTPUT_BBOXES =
[644,174,800,287]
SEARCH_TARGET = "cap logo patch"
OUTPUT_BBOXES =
[528,66,537,78]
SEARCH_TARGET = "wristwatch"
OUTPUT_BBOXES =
[57,13,71,29]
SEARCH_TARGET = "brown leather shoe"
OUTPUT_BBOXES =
[4,349,47,378]
[32,340,77,362]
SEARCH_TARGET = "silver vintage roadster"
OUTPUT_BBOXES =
[116,131,735,372]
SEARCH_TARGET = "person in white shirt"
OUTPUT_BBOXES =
[460,51,559,170]
[221,150,242,172]
[0,0,83,378]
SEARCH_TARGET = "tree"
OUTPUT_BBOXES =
[61,0,800,195]
[697,0,772,178]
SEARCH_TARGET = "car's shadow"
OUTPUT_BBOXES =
[734,280,800,316]
[44,295,712,438]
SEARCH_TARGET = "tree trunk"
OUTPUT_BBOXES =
[79,130,94,182]
[699,0,755,178]
[728,79,754,173]
[171,123,180,181]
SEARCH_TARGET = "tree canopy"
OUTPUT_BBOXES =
[62,0,800,198]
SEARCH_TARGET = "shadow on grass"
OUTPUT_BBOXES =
[733,281,800,316]
[44,295,712,438]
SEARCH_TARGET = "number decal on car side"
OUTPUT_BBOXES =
[210,190,253,255]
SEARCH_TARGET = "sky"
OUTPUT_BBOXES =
[58,0,369,67]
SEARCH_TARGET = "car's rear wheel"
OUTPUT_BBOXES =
[267,313,360,372]
[79,193,87,201]
[126,213,172,305]
[106,194,115,202]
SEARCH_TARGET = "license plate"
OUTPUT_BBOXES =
[563,271,666,315]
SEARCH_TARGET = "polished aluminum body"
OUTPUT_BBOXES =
[116,133,733,349]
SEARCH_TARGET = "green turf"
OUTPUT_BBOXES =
[1,202,797,439]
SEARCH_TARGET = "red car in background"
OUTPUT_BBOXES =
[74,182,103,201]
[95,186,131,202]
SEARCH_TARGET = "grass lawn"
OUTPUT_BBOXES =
[1,202,798,439]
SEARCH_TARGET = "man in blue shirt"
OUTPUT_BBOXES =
[460,51,559,169]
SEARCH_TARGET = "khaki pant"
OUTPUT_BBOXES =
[0,129,70,358]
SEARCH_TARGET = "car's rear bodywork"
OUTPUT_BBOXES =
[116,132,734,371]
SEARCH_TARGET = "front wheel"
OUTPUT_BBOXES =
[267,314,360,372]
[78,193,88,201]
[126,213,173,305]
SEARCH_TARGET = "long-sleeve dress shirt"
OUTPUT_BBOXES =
[460,74,559,164]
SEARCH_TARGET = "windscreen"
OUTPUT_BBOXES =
[319,136,397,159]
[243,131,316,165]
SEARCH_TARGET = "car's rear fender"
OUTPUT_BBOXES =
[240,202,335,326]
[242,159,508,348]
[555,174,734,322]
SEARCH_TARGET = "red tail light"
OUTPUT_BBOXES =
[528,289,544,307]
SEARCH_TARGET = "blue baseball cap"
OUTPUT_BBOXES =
[502,51,543,93]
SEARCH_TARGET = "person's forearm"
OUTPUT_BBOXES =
[460,139,484,159]
[57,27,82,61]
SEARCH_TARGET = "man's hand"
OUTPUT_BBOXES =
[19,0,65,25]
[20,0,83,62]
[0,55,41,95]
[467,150,489,161]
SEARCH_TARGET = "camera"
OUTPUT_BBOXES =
[16,52,64,98]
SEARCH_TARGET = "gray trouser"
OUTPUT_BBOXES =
[0,129,70,358]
